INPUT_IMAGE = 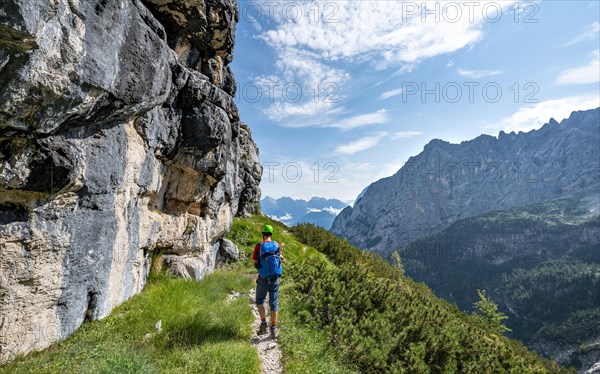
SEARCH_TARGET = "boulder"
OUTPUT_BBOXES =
[217,238,240,263]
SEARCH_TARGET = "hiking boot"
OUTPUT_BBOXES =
[270,325,279,338]
[258,322,268,335]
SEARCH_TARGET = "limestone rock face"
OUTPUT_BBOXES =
[0,0,261,362]
[331,108,600,255]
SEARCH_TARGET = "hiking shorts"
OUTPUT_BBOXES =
[256,276,280,311]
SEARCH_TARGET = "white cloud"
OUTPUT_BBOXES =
[379,88,404,100]
[268,213,293,222]
[323,206,343,215]
[274,48,350,85]
[279,108,389,129]
[555,50,600,85]
[306,206,342,215]
[264,100,339,122]
[562,22,600,47]
[334,132,388,155]
[330,109,390,130]
[457,68,502,78]
[253,49,349,121]
[392,131,423,139]
[483,94,600,133]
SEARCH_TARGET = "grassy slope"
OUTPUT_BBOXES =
[0,271,258,374]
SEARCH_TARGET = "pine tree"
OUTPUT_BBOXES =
[473,289,512,334]
[391,251,404,274]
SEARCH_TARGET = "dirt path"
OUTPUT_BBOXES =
[248,289,283,374]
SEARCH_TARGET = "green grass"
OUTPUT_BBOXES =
[0,271,259,374]
[464,195,598,228]
[225,214,328,265]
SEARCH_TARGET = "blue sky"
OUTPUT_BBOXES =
[231,0,600,202]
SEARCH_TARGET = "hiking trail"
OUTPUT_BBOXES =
[247,289,283,374]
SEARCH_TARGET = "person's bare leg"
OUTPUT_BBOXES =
[271,310,278,325]
[258,304,266,321]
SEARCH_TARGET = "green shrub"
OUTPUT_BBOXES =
[287,224,572,373]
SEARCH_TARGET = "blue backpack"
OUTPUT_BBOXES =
[258,241,282,280]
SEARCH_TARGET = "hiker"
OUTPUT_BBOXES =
[253,224,284,338]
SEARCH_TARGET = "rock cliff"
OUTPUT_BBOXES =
[0,0,261,362]
[331,108,600,255]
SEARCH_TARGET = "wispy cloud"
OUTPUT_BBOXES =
[260,1,496,65]
[306,206,343,215]
[562,22,600,47]
[456,68,502,78]
[273,48,350,85]
[378,88,403,100]
[254,50,350,121]
[335,132,388,155]
[555,50,600,85]
[264,100,341,122]
[280,109,389,130]
[392,131,423,139]
[482,94,600,133]
[330,109,390,130]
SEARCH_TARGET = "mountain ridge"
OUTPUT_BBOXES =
[331,107,600,254]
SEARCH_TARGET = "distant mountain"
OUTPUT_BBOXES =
[261,196,348,229]
[332,108,600,254]
[295,211,338,228]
